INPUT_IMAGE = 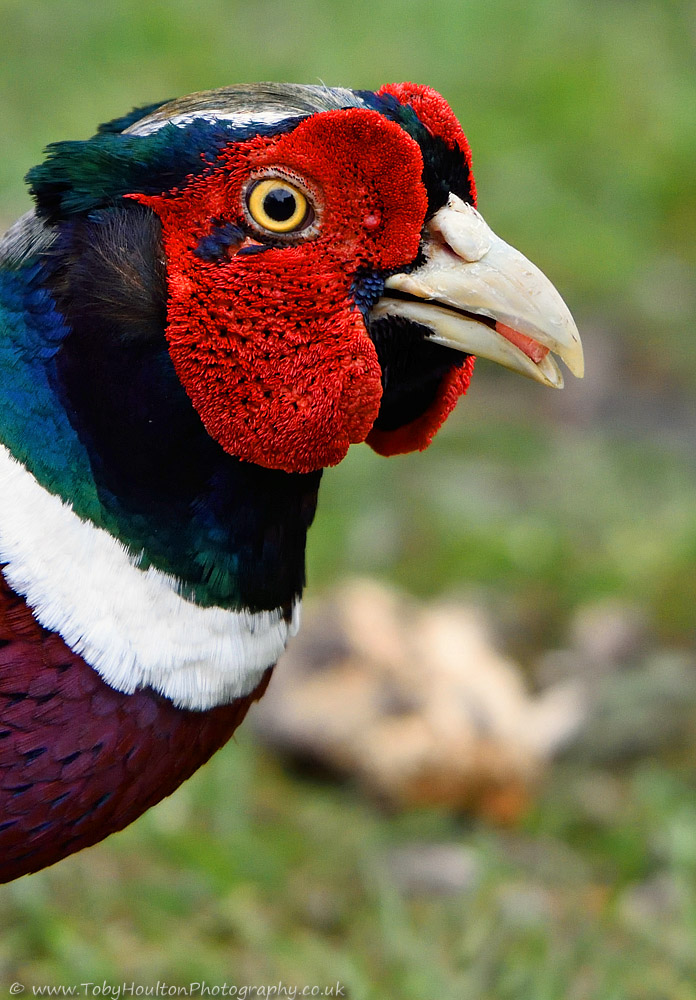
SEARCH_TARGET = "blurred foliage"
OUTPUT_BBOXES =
[0,0,695,996]
[4,740,696,999]
[310,408,696,651]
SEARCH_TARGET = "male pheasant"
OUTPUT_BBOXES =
[0,82,582,881]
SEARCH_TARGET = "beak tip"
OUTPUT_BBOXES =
[565,337,585,380]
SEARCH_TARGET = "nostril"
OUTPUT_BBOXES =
[429,197,492,263]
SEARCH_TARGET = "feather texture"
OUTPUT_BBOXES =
[0,570,271,883]
[0,81,567,881]
[0,444,298,710]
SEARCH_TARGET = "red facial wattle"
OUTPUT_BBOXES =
[133,108,432,474]
[377,82,477,208]
[365,357,476,457]
[363,82,479,458]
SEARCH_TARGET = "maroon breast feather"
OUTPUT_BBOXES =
[0,571,272,883]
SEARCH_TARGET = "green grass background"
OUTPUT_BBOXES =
[0,1,695,996]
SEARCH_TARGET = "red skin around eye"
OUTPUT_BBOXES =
[132,96,477,473]
[132,109,426,474]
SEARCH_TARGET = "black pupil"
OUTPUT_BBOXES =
[263,187,298,223]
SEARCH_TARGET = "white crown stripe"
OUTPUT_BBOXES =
[0,445,296,710]
[128,108,293,136]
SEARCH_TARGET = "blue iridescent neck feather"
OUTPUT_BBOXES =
[0,204,320,612]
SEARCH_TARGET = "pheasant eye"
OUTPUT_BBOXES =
[246,178,311,235]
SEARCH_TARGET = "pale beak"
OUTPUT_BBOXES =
[371,194,583,388]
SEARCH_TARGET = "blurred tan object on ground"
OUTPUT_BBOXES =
[252,579,585,823]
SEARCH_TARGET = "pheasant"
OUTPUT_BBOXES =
[0,82,582,881]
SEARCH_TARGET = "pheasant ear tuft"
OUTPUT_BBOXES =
[27,134,140,222]
[25,121,229,224]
